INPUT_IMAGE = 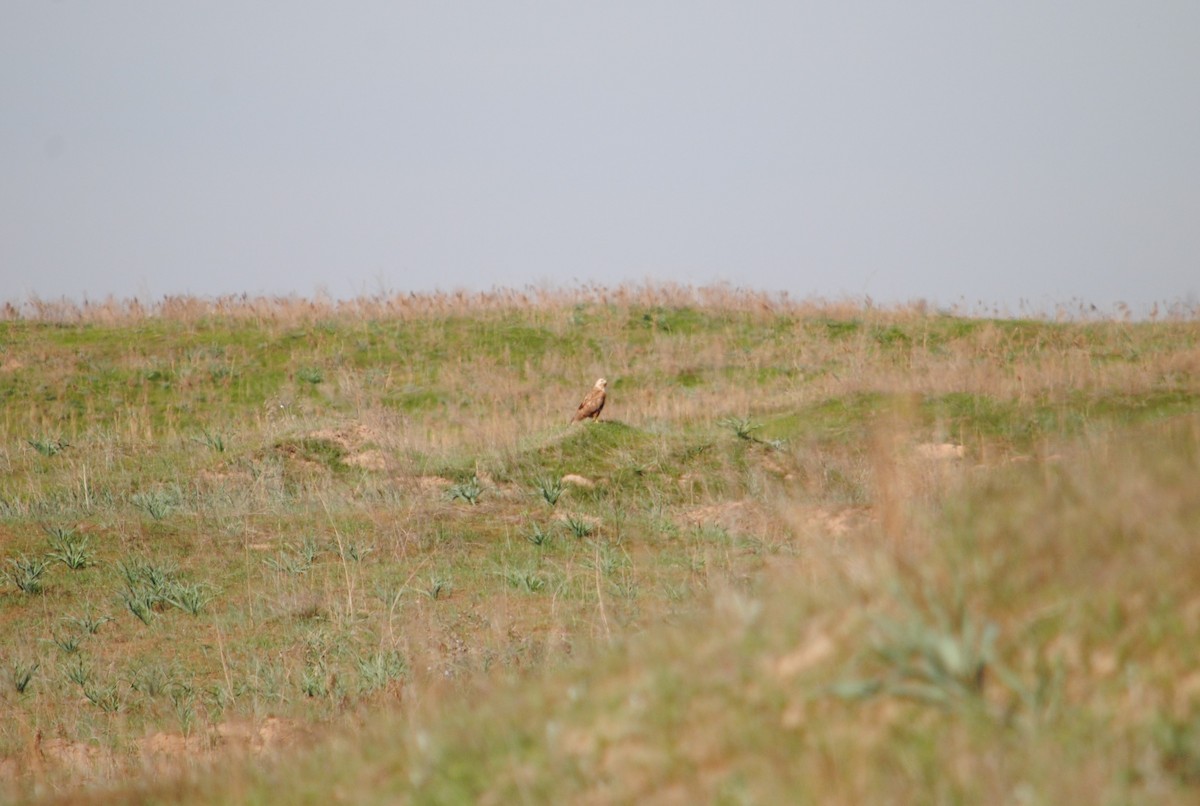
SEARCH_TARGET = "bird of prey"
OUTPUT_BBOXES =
[572,378,607,423]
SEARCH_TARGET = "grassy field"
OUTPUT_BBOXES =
[0,285,1198,804]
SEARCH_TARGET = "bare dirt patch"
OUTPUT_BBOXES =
[681,500,771,534]
[415,475,453,494]
[778,504,871,538]
[308,423,381,452]
[343,449,387,471]
[912,442,966,461]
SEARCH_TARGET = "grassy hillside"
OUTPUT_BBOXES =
[0,286,1197,803]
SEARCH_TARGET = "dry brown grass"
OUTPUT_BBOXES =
[3,283,798,324]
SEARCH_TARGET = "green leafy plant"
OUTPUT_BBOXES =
[129,663,174,698]
[265,538,322,574]
[46,525,93,569]
[50,630,82,654]
[832,584,1030,713]
[9,659,38,694]
[193,429,226,452]
[866,615,993,706]
[166,581,215,615]
[447,477,483,505]
[609,577,639,600]
[299,536,322,565]
[565,516,594,540]
[84,683,121,713]
[118,557,182,624]
[297,366,324,385]
[583,541,628,577]
[205,683,231,721]
[500,567,546,594]
[67,606,115,635]
[300,661,330,698]
[27,435,68,457]
[264,552,312,575]
[170,682,197,736]
[358,650,407,694]
[6,554,51,594]
[718,416,762,442]
[524,522,553,547]
[533,476,563,507]
[118,557,179,598]
[130,487,180,520]
[414,575,452,600]
[62,656,92,688]
[339,541,373,563]
[122,592,156,625]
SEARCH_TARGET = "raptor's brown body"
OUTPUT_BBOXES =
[572,378,607,423]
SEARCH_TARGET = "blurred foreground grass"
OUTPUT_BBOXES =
[133,416,1198,805]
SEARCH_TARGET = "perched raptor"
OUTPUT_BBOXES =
[572,378,607,423]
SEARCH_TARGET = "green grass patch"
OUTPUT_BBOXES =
[628,306,728,336]
[759,392,885,444]
[273,437,349,472]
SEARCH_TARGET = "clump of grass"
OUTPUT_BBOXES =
[67,606,115,635]
[716,416,784,449]
[62,656,92,688]
[338,541,373,563]
[524,522,553,547]
[165,580,215,615]
[414,575,452,600]
[129,663,175,698]
[297,366,324,385]
[533,476,563,506]
[118,557,179,597]
[583,541,628,576]
[447,477,483,505]
[170,683,197,736]
[27,435,69,457]
[564,516,594,540]
[50,630,82,655]
[299,536,323,564]
[130,487,181,520]
[609,577,639,600]
[358,650,407,694]
[264,554,309,575]
[500,566,547,594]
[300,661,330,698]
[83,683,121,713]
[832,586,1006,711]
[718,416,761,441]
[265,538,322,574]
[118,557,187,624]
[9,659,38,694]
[193,429,226,452]
[122,591,156,625]
[6,554,51,594]
[46,525,93,569]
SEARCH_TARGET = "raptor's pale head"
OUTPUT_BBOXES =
[595,378,607,389]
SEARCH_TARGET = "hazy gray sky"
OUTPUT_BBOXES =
[3,2,1198,310]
